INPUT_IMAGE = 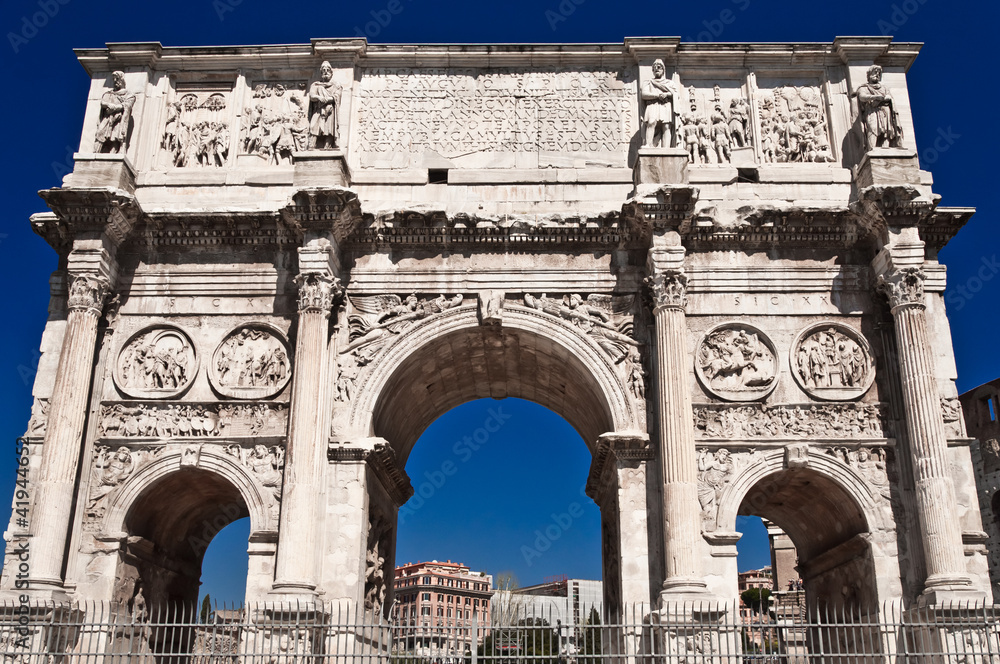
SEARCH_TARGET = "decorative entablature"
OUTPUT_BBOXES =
[328,438,414,506]
[33,188,140,253]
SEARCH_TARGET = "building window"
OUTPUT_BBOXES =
[437,607,443,616]
[437,594,444,602]
[465,597,470,605]
[447,609,452,618]
[465,610,470,619]
[423,577,431,584]
[422,593,430,601]
[421,607,430,616]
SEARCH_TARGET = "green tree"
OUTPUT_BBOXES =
[740,588,771,615]
[580,607,602,664]
[200,594,213,623]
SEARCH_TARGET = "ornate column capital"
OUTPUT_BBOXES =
[66,273,110,315]
[294,272,342,314]
[876,267,926,311]
[645,269,688,312]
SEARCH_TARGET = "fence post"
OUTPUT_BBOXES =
[471,613,478,664]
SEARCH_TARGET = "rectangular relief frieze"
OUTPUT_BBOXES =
[98,401,288,439]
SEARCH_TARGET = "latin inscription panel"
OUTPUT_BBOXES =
[352,67,638,169]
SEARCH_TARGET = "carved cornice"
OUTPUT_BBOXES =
[853,185,940,240]
[67,274,110,315]
[344,212,644,251]
[621,185,699,240]
[280,188,363,244]
[585,432,652,503]
[35,188,140,252]
[135,212,296,248]
[876,267,926,311]
[687,208,863,248]
[918,207,975,251]
[645,269,688,312]
[295,273,342,314]
[328,439,414,506]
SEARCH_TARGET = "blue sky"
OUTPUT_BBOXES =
[1,0,998,605]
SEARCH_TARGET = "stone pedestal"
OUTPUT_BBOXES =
[293,151,350,187]
[634,147,689,186]
[63,153,137,191]
[730,146,755,168]
[856,148,920,187]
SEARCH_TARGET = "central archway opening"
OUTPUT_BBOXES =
[366,322,636,657]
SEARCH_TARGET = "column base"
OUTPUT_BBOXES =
[919,586,989,608]
[269,581,319,603]
[659,578,712,606]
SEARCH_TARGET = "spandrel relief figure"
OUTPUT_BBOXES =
[697,448,734,529]
[641,59,677,148]
[855,64,903,151]
[696,325,776,401]
[524,293,639,363]
[343,293,464,360]
[95,71,135,154]
[308,61,342,150]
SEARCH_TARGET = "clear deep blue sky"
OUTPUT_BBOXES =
[0,0,997,606]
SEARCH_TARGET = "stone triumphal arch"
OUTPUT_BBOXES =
[2,36,995,624]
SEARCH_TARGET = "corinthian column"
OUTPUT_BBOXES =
[878,266,974,600]
[646,242,707,600]
[31,274,109,589]
[273,264,341,594]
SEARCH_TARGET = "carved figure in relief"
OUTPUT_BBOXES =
[758,86,834,163]
[941,397,962,423]
[728,98,750,148]
[87,446,137,519]
[698,328,774,392]
[163,93,229,167]
[524,293,639,363]
[335,358,359,403]
[120,330,194,393]
[343,294,464,358]
[640,60,677,148]
[625,347,647,400]
[308,61,343,150]
[95,71,135,154]
[98,403,284,439]
[248,444,284,503]
[365,516,390,615]
[694,403,886,439]
[697,448,734,528]
[679,102,704,164]
[241,83,309,164]
[27,397,49,435]
[709,105,731,164]
[215,328,290,391]
[795,328,869,391]
[855,65,902,151]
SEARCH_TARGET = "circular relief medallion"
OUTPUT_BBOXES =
[210,325,291,399]
[115,326,198,399]
[695,324,778,402]
[791,323,875,401]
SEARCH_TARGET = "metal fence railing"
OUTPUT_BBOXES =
[1,599,998,663]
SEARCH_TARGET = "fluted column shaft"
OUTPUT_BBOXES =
[32,275,108,587]
[273,273,338,593]
[647,267,706,598]
[881,268,971,592]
